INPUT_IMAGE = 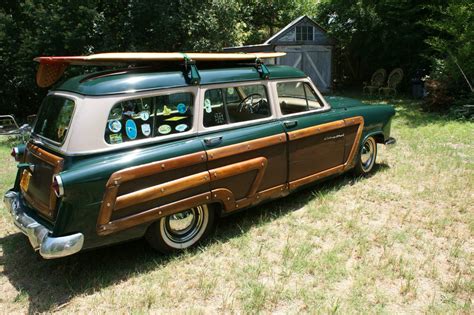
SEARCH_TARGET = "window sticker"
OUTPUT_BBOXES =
[108,120,122,133]
[227,88,234,95]
[109,133,123,144]
[214,112,225,124]
[177,103,187,114]
[125,119,138,139]
[110,107,123,119]
[204,98,212,113]
[165,116,187,122]
[158,124,172,134]
[175,124,188,132]
[139,111,150,121]
[162,105,172,116]
[141,123,151,136]
[123,110,135,117]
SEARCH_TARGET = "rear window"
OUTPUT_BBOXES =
[33,96,75,144]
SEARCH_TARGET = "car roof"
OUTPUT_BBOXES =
[54,65,306,96]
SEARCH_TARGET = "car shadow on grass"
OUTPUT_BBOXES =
[0,164,389,313]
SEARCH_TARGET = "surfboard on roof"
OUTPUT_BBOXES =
[34,52,286,88]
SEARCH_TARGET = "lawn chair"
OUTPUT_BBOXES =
[363,68,386,96]
[379,68,404,96]
[0,115,20,135]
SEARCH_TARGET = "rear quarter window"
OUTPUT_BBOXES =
[105,92,193,144]
[33,96,75,144]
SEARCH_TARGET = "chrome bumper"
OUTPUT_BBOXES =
[384,137,396,146]
[3,190,84,259]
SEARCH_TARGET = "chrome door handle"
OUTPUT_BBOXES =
[204,136,223,147]
[283,120,297,128]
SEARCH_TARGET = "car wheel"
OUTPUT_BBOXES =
[146,204,215,253]
[353,136,377,176]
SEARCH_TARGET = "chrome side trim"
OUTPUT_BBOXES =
[3,190,84,259]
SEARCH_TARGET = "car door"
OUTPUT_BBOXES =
[275,80,348,187]
[200,82,288,212]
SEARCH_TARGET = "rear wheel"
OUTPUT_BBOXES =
[146,204,215,253]
[353,136,377,176]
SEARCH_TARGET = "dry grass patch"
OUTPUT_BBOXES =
[0,100,472,313]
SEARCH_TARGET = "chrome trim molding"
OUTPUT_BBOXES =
[384,137,396,146]
[3,190,84,259]
[54,174,65,197]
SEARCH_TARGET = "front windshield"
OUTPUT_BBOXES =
[33,95,75,144]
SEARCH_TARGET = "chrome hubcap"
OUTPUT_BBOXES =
[164,206,204,244]
[361,139,375,171]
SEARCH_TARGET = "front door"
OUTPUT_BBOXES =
[275,80,347,188]
[201,83,288,212]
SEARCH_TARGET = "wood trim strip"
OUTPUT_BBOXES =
[342,116,364,170]
[114,171,210,211]
[105,151,206,187]
[287,119,345,141]
[207,133,286,160]
[98,193,212,235]
[210,188,235,211]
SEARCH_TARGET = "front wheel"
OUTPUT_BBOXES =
[146,204,215,254]
[353,136,377,176]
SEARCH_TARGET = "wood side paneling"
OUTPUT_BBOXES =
[287,120,345,141]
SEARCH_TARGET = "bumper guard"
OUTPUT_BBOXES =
[3,190,84,259]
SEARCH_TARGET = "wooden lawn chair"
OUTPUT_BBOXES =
[379,68,404,96]
[363,68,386,96]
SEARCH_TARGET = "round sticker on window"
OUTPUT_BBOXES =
[139,111,150,121]
[175,124,188,132]
[158,124,172,134]
[177,103,187,114]
[125,119,138,139]
[204,98,212,113]
[108,120,122,133]
[141,123,151,136]
[227,88,234,95]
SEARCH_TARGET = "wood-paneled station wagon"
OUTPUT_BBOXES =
[4,52,396,258]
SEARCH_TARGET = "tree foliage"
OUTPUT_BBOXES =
[1,0,471,118]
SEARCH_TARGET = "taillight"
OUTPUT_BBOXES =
[52,175,64,197]
[11,147,20,162]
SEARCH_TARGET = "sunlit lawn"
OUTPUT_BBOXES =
[0,98,472,313]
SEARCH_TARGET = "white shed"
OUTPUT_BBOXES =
[224,15,335,92]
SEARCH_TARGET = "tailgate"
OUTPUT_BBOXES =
[20,143,64,220]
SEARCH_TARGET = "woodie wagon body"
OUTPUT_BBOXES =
[4,53,396,258]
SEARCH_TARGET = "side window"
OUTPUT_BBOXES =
[105,92,193,144]
[203,84,271,128]
[277,82,322,115]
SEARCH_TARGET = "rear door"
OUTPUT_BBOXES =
[274,80,347,188]
[200,82,287,212]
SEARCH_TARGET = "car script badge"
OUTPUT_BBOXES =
[158,124,172,134]
[108,120,122,133]
[125,119,138,139]
[141,123,151,136]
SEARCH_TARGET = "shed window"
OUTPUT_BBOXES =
[296,26,314,41]
[105,92,193,144]
[203,84,271,127]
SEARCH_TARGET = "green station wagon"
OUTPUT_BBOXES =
[4,53,395,259]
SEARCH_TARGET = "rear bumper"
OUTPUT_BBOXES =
[384,137,396,146]
[3,190,84,259]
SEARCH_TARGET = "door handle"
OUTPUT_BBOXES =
[283,120,298,128]
[204,136,223,147]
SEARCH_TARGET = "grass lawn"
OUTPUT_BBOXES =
[0,98,472,313]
